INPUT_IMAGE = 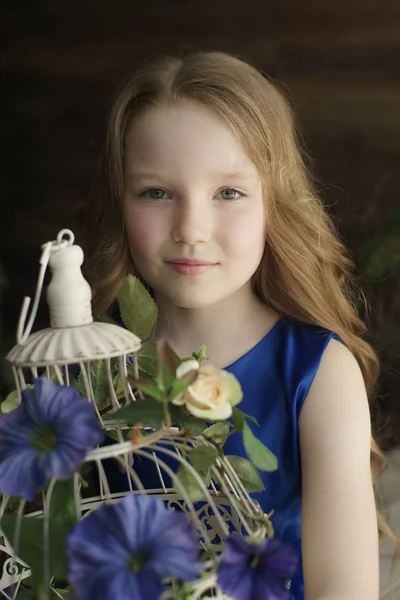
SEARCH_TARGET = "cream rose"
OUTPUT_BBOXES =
[172,362,242,420]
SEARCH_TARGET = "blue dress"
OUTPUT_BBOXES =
[103,316,338,599]
[222,316,339,599]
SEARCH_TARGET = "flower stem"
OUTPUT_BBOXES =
[162,394,171,428]
[238,507,275,538]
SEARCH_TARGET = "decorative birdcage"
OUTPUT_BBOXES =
[0,230,293,600]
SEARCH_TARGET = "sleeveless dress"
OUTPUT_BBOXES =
[104,316,339,600]
[222,317,339,599]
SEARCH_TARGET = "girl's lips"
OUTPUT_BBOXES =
[166,259,216,265]
[166,261,217,276]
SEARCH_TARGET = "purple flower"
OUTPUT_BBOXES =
[66,494,202,600]
[217,535,298,600]
[0,378,104,501]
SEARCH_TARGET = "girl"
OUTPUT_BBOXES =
[83,51,394,600]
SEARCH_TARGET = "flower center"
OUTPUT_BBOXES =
[31,426,57,453]
[249,554,260,569]
[129,551,148,573]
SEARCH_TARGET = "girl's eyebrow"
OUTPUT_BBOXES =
[210,171,258,180]
[128,171,258,181]
[128,173,162,181]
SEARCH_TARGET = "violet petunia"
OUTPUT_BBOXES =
[0,378,104,501]
[217,534,298,600]
[66,494,203,600]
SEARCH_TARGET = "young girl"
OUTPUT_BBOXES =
[83,51,393,599]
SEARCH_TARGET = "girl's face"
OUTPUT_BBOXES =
[123,99,266,310]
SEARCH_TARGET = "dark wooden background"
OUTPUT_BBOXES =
[1,0,399,446]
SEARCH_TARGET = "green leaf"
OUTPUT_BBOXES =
[112,398,166,428]
[242,421,278,472]
[128,378,163,401]
[3,496,22,514]
[174,464,210,502]
[232,407,259,434]
[105,429,120,442]
[94,316,119,325]
[117,274,158,339]
[202,422,231,446]
[67,375,81,395]
[0,389,19,414]
[1,512,70,588]
[225,455,265,492]
[168,369,198,401]
[232,406,260,427]
[156,339,177,392]
[77,360,111,411]
[191,345,208,362]
[179,411,208,436]
[49,479,79,532]
[112,370,125,400]
[231,407,244,432]
[137,341,158,379]
[12,589,36,600]
[188,444,219,477]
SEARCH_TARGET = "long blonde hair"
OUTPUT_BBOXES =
[83,50,397,544]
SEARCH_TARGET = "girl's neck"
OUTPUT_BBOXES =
[154,287,280,369]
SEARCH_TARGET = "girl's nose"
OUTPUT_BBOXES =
[171,200,212,245]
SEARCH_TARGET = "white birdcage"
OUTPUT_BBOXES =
[0,230,268,600]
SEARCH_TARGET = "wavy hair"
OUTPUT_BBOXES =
[83,50,398,548]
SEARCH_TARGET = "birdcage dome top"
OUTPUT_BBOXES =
[6,321,141,367]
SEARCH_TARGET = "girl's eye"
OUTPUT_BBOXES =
[216,188,241,201]
[144,189,169,200]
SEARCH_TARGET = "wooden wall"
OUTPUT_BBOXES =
[1,0,400,445]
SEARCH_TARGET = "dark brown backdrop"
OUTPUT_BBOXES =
[1,0,400,446]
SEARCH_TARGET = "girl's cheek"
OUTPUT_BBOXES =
[222,212,265,256]
[125,209,165,255]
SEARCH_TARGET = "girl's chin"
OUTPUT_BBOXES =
[162,291,223,310]
[174,298,218,310]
